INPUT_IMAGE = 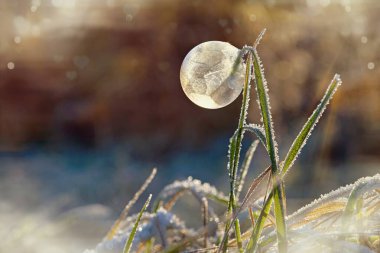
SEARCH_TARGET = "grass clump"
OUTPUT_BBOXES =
[84,31,380,253]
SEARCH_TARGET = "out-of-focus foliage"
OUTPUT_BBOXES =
[1,0,379,160]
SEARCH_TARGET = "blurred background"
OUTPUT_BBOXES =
[0,0,379,252]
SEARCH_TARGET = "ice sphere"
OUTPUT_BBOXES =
[180,41,245,109]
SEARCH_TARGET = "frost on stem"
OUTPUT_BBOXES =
[281,75,342,176]
[105,168,157,240]
[251,47,280,169]
[286,174,380,230]
[154,177,228,217]
[258,174,380,252]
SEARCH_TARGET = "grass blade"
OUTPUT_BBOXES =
[221,31,267,252]
[218,166,271,252]
[222,48,253,253]
[245,191,274,253]
[242,124,267,149]
[236,139,260,199]
[245,74,342,252]
[251,47,287,253]
[105,168,157,240]
[281,74,342,176]
[342,175,380,224]
[123,194,152,253]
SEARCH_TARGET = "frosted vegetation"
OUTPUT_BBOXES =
[85,31,380,253]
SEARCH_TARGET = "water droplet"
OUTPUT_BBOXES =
[361,36,368,44]
[7,62,15,70]
[367,62,375,70]
[180,41,245,109]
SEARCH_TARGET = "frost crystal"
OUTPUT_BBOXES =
[260,174,380,253]
[157,177,227,207]
[84,208,186,253]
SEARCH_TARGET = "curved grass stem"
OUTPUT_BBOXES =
[221,48,253,253]
[250,47,287,253]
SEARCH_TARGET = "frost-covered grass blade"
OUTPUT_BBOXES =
[105,168,156,240]
[123,194,152,253]
[251,47,287,253]
[342,175,380,224]
[245,191,274,253]
[236,140,260,199]
[221,47,253,253]
[242,124,267,150]
[281,74,342,176]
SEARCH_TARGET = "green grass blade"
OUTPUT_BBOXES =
[219,166,271,253]
[236,139,260,199]
[123,194,152,253]
[205,193,229,206]
[221,30,267,253]
[228,130,238,184]
[251,48,287,253]
[281,74,342,176]
[223,51,253,253]
[245,74,342,253]
[106,168,156,240]
[251,49,279,171]
[245,191,274,253]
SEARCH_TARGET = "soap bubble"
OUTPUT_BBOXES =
[180,41,245,109]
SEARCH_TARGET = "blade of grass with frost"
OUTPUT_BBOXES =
[105,168,156,240]
[123,194,152,253]
[152,178,228,213]
[218,166,271,253]
[342,175,380,224]
[242,124,267,150]
[245,74,342,252]
[281,74,342,176]
[245,191,274,253]
[251,47,287,253]
[222,49,253,253]
[236,140,260,199]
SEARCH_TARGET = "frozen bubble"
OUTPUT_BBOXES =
[180,41,245,109]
